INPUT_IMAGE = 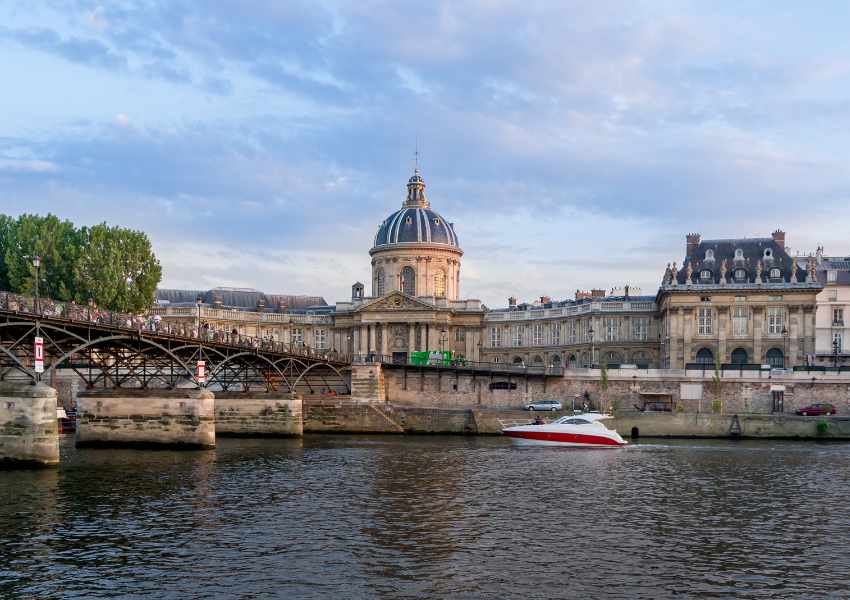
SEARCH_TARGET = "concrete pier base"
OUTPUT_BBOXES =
[0,383,59,468]
[215,392,303,437]
[76,389,215,449]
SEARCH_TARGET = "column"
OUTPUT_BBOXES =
[682,308,693,365]
[752,307,763,364]
[359,326,368,355]
[380,323,389,358]
[368,325,376,354]
[409,323,417,355]
[718,306,728,363]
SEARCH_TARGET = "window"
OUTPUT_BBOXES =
[764,248,772,259]
[696,348,714,364]
[551,322,561,345]
[700,270,712,281]
[405,216,412,224]
[770,268,781,279]
[434,270,446,298]
[766,348,784,368]
[834,332,843,353]
[705,249,714,261]
[489,327,502,347]
[698,307,713,336]
[834,308,844,326]
[493,356,501,364]
[532,323,544,345]
[732,305,748,337]
[632,318,648,341]
[604,317,619,342]
[434,217,441,225]
[292,328,304,347]
[731,348,748,364]
[455,328,465,342]
[735,248,744,260]
[828,270,837,282]
[314,328,328,350]
[568,320,577,343]
[375,268,385,296]
[512,326,523,347]
[401,266,416,295]
[767,307,786,335]
[735,269,747,281]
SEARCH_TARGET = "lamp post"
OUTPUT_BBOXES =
[196,296,203,339]
[782,325,788,368]
[439,328,448,352]
[32,255,41,315]
[589,324,595,368]
[834,336,841,369]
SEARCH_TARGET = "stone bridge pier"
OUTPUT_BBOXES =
[0,382,59,467]
[76,389,215,449]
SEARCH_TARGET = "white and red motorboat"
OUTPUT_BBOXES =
[502,413,627,447]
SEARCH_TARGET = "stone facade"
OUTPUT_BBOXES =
[215,392,302,437]
[0,383,59,466]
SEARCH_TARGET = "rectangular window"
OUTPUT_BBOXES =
[314,328,328,350]
[767,307,785,335]
[632,318,648,341]
[489,327,502,347]
[532,323,543,346]
[455,328,466,342]
[732,306,748,337]
[834,332,843,353]
[604,317,618,342]
[828,270,837,282]
[292,328,304,346]
[569,320,577,344]
[512,326,523,347]
[698,308,713,336]
[833,308,844,326]
[551,322,561,345]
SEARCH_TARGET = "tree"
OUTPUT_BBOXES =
[0,214,14,290]
[74,223,162,313]
[4,214,82,301]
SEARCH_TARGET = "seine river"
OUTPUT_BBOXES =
[2,435,850,599]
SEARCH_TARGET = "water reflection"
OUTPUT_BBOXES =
[2,436,850,599]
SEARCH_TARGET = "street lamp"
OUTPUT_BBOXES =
[440,327,448,352]
[196,295,203,339]
[32,255,41,315]
[588,324,595,368]
[834,336,841,369]
[782,325,788,368]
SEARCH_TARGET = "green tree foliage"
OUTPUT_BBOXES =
[75,224,162,313]
[4,214,81,301]
[0,213,162,312]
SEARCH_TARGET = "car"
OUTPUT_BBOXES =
[526,399,562,412]
[795,403,837,416]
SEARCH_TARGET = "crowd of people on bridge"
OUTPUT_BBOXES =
[0,291,344,361]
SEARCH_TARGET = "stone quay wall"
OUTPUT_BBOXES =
[613,412,850,440]
[215,392,303,437]
[0,383,59,467]
[76,389,215,448]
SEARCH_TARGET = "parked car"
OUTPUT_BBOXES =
[526,399,562,412]
[795,403,836,416]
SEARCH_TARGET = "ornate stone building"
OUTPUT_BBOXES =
[658,231,823,369]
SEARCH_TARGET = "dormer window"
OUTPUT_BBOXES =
[434,218,441,225]
[405,216,413,225]
[764,248,773,260]
[735,249,744,260]
[700,270,712,281]
[734,269,747,282]
[705,249,714,262]
[770,268,781,279]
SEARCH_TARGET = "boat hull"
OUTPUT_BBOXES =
[503,429,625,447]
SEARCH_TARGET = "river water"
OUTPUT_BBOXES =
[2,435,849,599]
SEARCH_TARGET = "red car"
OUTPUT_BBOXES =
[796,403,837,416]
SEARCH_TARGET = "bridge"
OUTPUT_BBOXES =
[0,291,351,395]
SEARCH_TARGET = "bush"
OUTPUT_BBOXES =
[817,420,829,435]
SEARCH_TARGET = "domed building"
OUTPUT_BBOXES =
[370,169,463,300]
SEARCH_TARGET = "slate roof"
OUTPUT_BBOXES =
[489,294,656,313]
[673,237,806,285]
[373,207,459,248]
[155,288,327,312]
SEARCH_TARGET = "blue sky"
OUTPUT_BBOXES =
[1,1,849,307]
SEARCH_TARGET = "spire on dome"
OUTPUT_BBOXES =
[403,168,429,208]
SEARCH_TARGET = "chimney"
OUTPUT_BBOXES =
[539,295,551,304]
[686,233,701,258]
[575,290,590,300]
[591,289,605,298]
[772,229,786,249]
[508,296,517,308]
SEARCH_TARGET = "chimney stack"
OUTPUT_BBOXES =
[771,229,786,249]
[508,296,517,308]
[591,289,605,298]
[686,233,701,258]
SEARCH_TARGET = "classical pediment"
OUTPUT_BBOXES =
[356,291,435,312]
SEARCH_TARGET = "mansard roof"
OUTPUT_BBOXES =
[155,287,327,311]
[673,237,806,285]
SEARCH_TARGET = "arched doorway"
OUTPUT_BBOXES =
[731,348,748,365]
[531,355,543,366]
[766,348,784,368]
[401,266,416,296]
[568,354,577,368]
[550,354,562,368]
[604,351,622,365]
[512,356,524,366]
[696,348,714,365]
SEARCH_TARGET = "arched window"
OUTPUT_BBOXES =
[532,355,543,365]
[735,248,744,260]
[550,354,562,367]
[731,348,748,364]
[434,270,446,298]
[604,351,622,365]
[700,269,712,281]
[375,268,385,296]
[705,249,714,261]
[401,266,416,296]
[734,269,747,282]
[766,348,784,368]
[770,268,781,279]
[512,356,524,365]
[696,348,714,365]
[568,354,577,368]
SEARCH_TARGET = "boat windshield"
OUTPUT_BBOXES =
[553,417,592,425]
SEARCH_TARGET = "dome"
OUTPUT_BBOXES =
[373,207,459,248]
[371,168,460,250]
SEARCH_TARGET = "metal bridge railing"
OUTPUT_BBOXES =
[0,291,350,364]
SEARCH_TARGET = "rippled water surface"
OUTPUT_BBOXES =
[3,435,850,599]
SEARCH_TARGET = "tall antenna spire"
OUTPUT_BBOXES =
[414,136,420,171]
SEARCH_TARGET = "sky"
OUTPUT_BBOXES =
[1,1,850,307]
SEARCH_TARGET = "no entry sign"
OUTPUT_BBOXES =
[196,360,206,384]
[34,337,44,373]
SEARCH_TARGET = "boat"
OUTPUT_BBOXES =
[502,412,627,447]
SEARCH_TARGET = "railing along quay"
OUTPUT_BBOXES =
[352,353,564,376]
